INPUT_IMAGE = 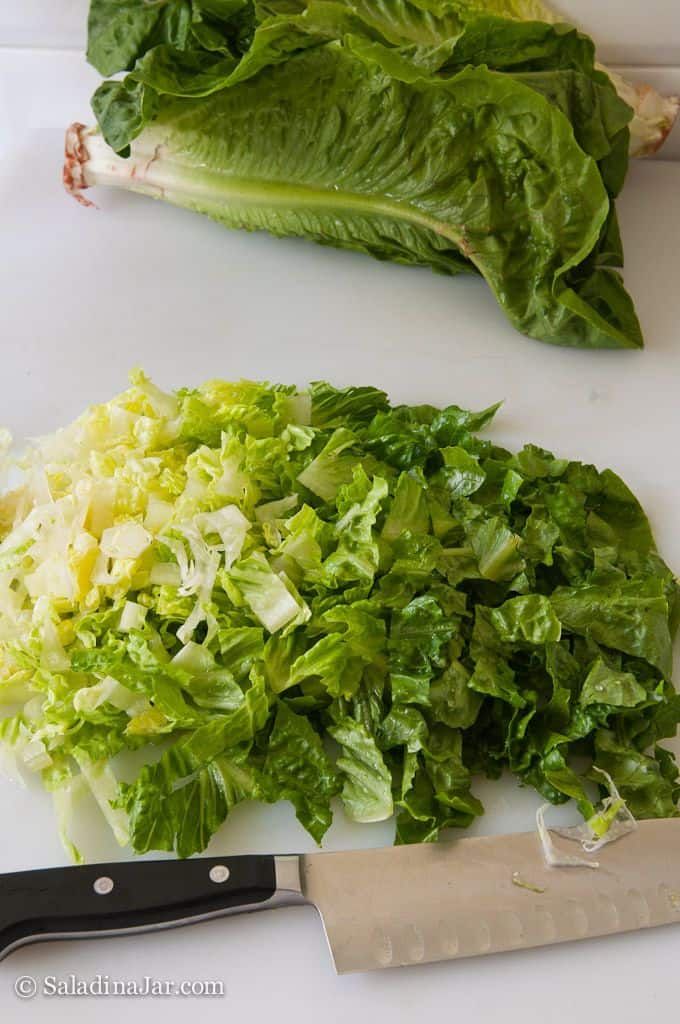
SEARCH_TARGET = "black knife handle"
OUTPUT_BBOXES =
[0,855,302,960]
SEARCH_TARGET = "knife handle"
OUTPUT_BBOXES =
[0,854,304,960]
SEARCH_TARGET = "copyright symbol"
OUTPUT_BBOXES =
[14,975,37,999]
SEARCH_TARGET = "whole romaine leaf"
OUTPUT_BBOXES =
[250,0,674,161]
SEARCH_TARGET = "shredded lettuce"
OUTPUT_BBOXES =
[0,374,678,860]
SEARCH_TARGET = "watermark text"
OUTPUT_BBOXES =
[14,974,225,1000]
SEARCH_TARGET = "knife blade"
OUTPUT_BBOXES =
[1,819,679,973]
[302,818,680,972]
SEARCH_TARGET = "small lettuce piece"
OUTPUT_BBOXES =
[579,658,647,709]
[490,595,562,645]
[263,632,304,694]
[283,606,385,698]
[286,635,362,698]
[286,634,347,684]
[469,653,523,709]
[468,606,526,708]
[425,726,484,819]
[593,730,680,820]
[328,717,393,823]
[382,471,430,542]
[380,704,428,752]
[439,447,486,499]
[278,503,333,581]
[551,576,673,678]
[123,744,262,857]
[52,776,87,865]
[324,468,388,585]
[468,517,525,582]
[429,660,482,730]
[310,381,390,428]
[262,702,340,841]
[180,672,270,763]
[388,595,458,706]
[120,674,269,855]
[396,728,483,843]
[180,668,246,711]
[74,753,130,847]
[296,428,360,503]
[528,748,594,814]
[170,751,261,858]
[229,551,310,632]
[73,675,151,718]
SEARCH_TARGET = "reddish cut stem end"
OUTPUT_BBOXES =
[63,123,97,208]
[637,89,680,157]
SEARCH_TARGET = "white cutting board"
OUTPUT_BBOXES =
[1,10,680,1023]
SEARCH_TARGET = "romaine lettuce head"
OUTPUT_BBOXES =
[64,0,680,350]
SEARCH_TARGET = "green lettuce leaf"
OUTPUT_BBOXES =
[551,576,673,678]
[329,716,394,822]
[262,701,340,840]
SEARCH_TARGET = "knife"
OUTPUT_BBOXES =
[2,818,680,973]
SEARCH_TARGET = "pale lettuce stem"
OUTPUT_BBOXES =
[63,123,473,258]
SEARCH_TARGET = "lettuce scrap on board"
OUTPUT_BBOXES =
[65,1,678,350]
[0,375,678,860]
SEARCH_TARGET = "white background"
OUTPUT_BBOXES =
[0,3,679,1022]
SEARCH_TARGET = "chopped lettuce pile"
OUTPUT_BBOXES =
[65,0,677,350]
[0,375,679,860]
